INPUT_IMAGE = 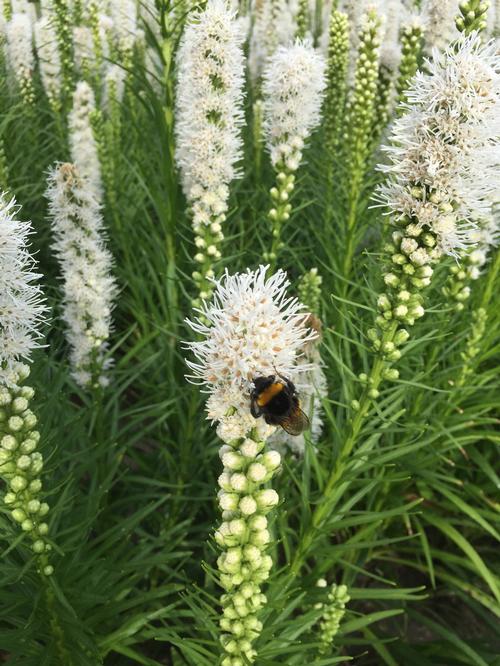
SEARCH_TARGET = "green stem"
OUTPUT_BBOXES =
[289,321,398,576]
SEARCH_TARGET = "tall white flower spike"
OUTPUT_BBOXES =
[421,0,459,54]
[185,266,318,665]
[34,16,62,110]
[5,12,35,104]
[175,0,245,303]
[262,40,326,172]
[46,163,117,389]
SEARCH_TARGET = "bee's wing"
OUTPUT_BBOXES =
[280,406,310,436]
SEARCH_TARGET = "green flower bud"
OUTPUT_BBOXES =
[10,475,27,492]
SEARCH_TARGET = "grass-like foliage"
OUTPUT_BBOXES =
[0,0,499,664]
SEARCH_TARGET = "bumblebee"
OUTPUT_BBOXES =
[250,374,309,436]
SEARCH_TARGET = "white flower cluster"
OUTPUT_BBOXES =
[377,33,500,258]
[175,0,245,230]
[421,0,458,54]
[73,24,95,76]
[34,16,62,108]
[0,195,46,388]
[4,12,35,103]
[248,0,295,83]
[185,266,317,442]
[69,81,102,201]
[46,163,117,389]
[262,40,326,171]
[108,0,140,56]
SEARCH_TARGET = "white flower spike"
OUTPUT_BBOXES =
[262,40,326,171]
[46,163,117,389]
[175,0,245,301]
[0,195,46,387]
[376,33,500,257]
[5,12,35,104]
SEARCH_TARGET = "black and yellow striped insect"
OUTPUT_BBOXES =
[250,374,309,436]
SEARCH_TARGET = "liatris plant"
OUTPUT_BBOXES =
[342,7,381,279]
[369,32,500,397]
[34,15,62,112]
[0,195,52,576]
[4,12,35,104]
[261,40,326,265]
[456,0,490,34]
[46,163,117,389]
[185,266,317,665]
[175,0,245,305]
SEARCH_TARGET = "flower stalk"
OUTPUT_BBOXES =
[316,581,350,653]
[174,0,245,306]
[46,163,117,390]
[185,266,317,663]
[262,40,326,268]
[0,365,53,576]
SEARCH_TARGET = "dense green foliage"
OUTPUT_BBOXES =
[0,1,499,664]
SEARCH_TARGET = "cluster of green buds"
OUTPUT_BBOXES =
[215,432,282,665]
[295,0,310,40]
[298,268,323,315]
[456,0,489,34]
[315,580,350,653]
[192,214,224,307]
[14,62,35,106]
[396,21,424,105]
[0,365,52,576]
[344,10,381,183]
[324,10,349,161]
[2,0,11,21]
[354,195,444,408]
[264,169,295,265]
[442,248,485,311]
[52,0,75,99]
[456,307,487,387]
